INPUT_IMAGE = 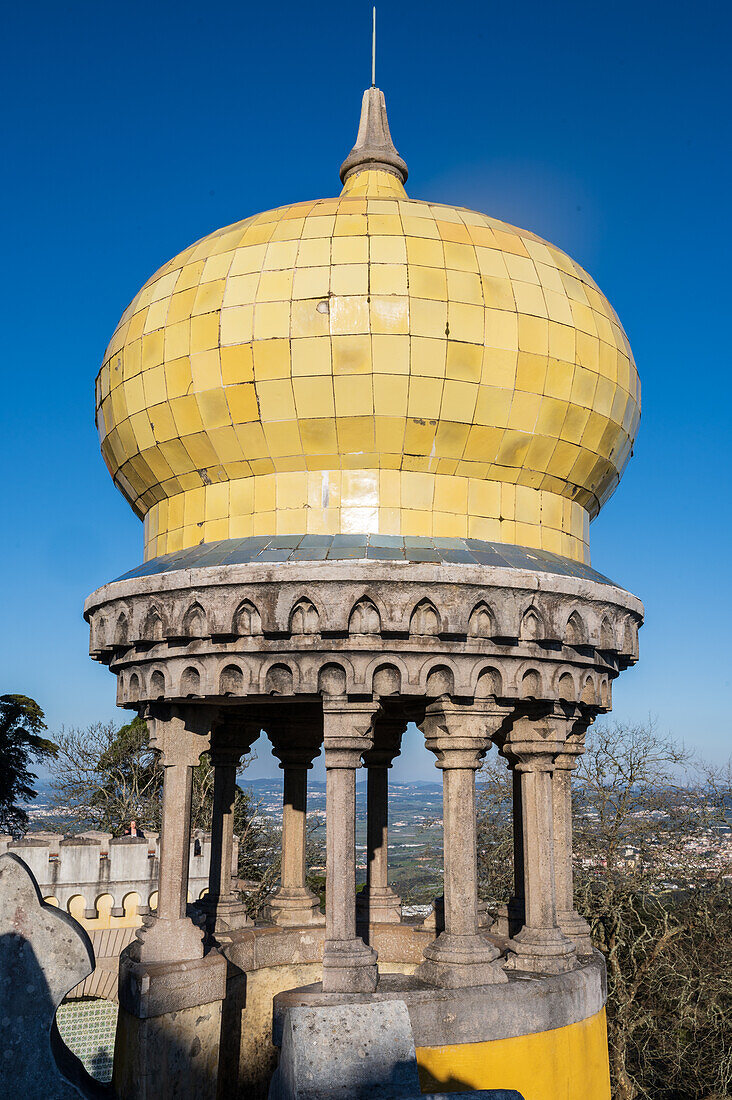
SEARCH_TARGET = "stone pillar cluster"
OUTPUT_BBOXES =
[130,690,596,998]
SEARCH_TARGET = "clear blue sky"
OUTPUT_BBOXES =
[3,0,730,783]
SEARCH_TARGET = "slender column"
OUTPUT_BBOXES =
[321,697,379,993]
[553,714,593,954]
[417,700,507,988]
[356,717,405,925]
[269,736,324,927]
[488,753,526,937]
[203,718,260,935]
[506,706,576,975]
[132,705,213,964]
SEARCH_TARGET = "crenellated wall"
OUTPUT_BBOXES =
[0,831,233,925]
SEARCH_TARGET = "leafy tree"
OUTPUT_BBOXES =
[50,717,281,916]
[0,695,58,836]
[476,721,732,1100]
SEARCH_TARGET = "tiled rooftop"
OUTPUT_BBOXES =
[117,535,616,586]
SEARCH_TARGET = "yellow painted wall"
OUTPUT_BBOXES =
[416,1007,611,1100]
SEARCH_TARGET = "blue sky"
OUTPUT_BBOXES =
[3,0,730,783]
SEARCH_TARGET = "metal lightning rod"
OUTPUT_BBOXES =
[371,7,376,87]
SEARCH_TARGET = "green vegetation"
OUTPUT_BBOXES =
[50,717,280,916]
[0,695,58,836]
[478,721,732,1100]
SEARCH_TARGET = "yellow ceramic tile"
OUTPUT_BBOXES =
[330,294,370,334]
[291,299,330,338]
[334,374,373,417]
[293,376,335,418]
[369,263,408,295]
[256,379,297,420]
[253,301,290,339]
[370,296,409,335]
[331,264,369,296]
[257,269,294,302]
[332,334,371,374]
[291,337,332,377]
[370,235,407,264]
[98,174,638,564]
[331,236,369,264]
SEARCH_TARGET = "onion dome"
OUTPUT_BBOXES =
[96,87,640,565]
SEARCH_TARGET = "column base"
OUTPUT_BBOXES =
[322,937,379,993]
[489,897,525,938]
[558,908,594,954]
[198,893,253,934]
[506,926,577,975]
[130,914,204,965]
[356,886,402,924]
[420,895,444,933]
[116,950,227,1100]
[269,887,325,927]
[418,932,508,988]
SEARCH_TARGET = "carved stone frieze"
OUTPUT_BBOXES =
[84,561,642,711]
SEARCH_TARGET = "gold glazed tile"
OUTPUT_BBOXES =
[98,163,639,565]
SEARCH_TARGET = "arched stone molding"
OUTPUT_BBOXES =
[113,610,130,647]
[468,601,496,638]
[218,663,247,696]
[232,599,263,637]
[519,605,546,643]
[289,597,321,635]
[553,667,580,703]
[128,670,142,702]
[182,601,207,639]
[363,654,412,696]
[140,604,166,643]
[565,610,589,647]
[423,664,456,698]
[517,665,546,701]
[180,665,203,698]
[409,598,441,637]
[416,655,457,690]
[348,597,382,635]
[317,663,348,696]
[149,667,167,699]
[262,660,297,696]
[599,615,617,652]
[580,672,600,706]
[472,665,503,699]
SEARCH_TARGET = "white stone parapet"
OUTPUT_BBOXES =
[0,830,237,917]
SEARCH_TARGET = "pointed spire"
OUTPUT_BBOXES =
[339,86,408,186]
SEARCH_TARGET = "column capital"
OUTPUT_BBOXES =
[364,713,407,768]
[209,714,260,768]
[322,698,381,768]
[265,704,323,769]
[418,699,508,770]
[504,702,580,768]
[144,703,215,767]
[271,743,322,770]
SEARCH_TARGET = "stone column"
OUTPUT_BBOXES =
[417,700,507,988]
[489,752,526,938]
[116,706,228,1100]
[269,732,325,927]
[356,717,405,925]
[553,713,593,954]
[321,697,379,993]
[132,706,212,964]
[506,706,576,975]
[203,718,260,935]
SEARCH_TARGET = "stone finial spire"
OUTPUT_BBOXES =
[339,87,408,185]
